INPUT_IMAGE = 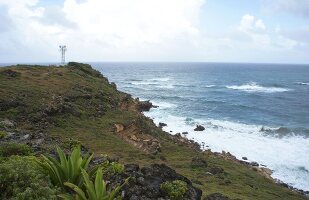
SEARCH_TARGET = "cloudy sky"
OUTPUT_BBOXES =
[0,0,308,63]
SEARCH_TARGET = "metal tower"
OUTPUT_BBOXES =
[59,45,67,64]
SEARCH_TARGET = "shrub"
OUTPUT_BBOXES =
[0,131,8,139]
[0,143,33,157]
[63,138,82,150]
[160,180,188,200]
[59,168,128,200]
[0,156,59,199]
[110,162,125,174]
[37,146,94,189]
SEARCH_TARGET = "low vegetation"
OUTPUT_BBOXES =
[0,143,33,157]
[0,156,59,199]
[160,180,188,200]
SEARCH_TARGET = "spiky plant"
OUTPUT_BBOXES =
[37,146,94,188]
[59,168,128,200]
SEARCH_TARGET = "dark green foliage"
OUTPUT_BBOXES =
[0,143,33,157]
[160,180,188,200]
[0,130,8,138]
[0,156,59,199]
[63,138,82,150]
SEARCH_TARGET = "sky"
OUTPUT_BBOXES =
[0,0,308,64]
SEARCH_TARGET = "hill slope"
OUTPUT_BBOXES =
[0,62,307,199]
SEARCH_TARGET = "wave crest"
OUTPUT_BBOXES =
[226,82,290,93]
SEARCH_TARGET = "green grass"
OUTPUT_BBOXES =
[0,63,307,200]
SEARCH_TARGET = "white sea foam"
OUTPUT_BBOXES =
[203,85,216,88]
[296,82,309,86]
[144,110,309,191]
[150,77,171,82]
[151,101,177,109]
[227,82,290,93]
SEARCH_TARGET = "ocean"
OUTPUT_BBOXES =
[91,62,309,191]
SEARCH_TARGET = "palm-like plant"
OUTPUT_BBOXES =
[37,146,94,188]
[59,168,128,200]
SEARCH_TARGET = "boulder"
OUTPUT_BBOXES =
[242,157,248,160]
[106,163,202,200]
[114,123,125,133]
[250,162,259,167]
[137,100,153,112]
[194,125,205,131]
[158,122,167,128]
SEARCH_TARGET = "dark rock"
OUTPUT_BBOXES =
[194,125,205,131]
[182,132,189,135]
[242,157,248,160]
[107,164,202,200]
[137,100,153,112]
[125,164,140,173]
[204,193,231,200]
[208,167,224,174]
[0,69,20,77]
[158,122,167,128]
[191,156,208,168]
[250,162,259,167]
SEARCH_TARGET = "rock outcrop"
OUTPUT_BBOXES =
[107,163,202,200]
[194,125,205,131]
[113,123,161,154]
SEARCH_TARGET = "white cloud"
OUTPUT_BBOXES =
[0,0,205,62]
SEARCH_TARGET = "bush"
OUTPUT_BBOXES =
[0,131,8,139]
[160,180,188,200]
[63,138,82,150]
[110,162,125,174]
[0,156,59,199]
[0,143,33,157]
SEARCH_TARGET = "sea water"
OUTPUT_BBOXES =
[95,62,309,191]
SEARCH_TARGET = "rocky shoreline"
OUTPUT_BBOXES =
[148,109,309,196]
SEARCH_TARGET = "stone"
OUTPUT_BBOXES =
[182,132,189,134]
[137,100,153,112]
[158,122,167,128]
[250,162,259,167]
[194,125,205,131]
[242,157,248,160]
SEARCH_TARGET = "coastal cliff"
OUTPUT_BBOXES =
[0,62,307,199]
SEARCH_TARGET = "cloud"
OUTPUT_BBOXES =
[265,0,309,18]
[0,0,205,62]
[239,14,266,32]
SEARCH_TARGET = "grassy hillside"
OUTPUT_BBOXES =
[0,62,307,199]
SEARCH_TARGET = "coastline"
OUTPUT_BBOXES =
[1,62,308,199]
[143,103,309,196]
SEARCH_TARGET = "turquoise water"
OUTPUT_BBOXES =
[92,62,309,191]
